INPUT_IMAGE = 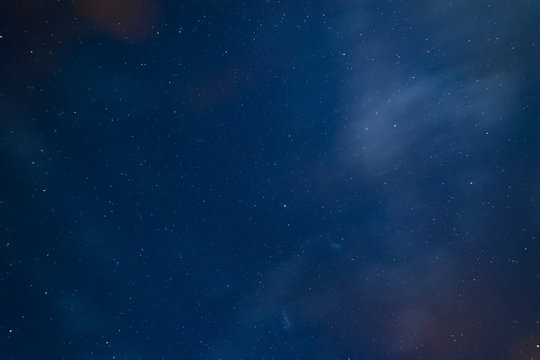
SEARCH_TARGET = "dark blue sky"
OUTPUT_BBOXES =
[1,1,539,359]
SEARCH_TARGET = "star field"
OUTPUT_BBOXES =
[0,1,539,359]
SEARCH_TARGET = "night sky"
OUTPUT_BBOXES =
[1,1,539,359]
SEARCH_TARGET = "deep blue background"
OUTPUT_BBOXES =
[1,1,539,359]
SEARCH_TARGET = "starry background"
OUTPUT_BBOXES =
[0,1,539,359]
